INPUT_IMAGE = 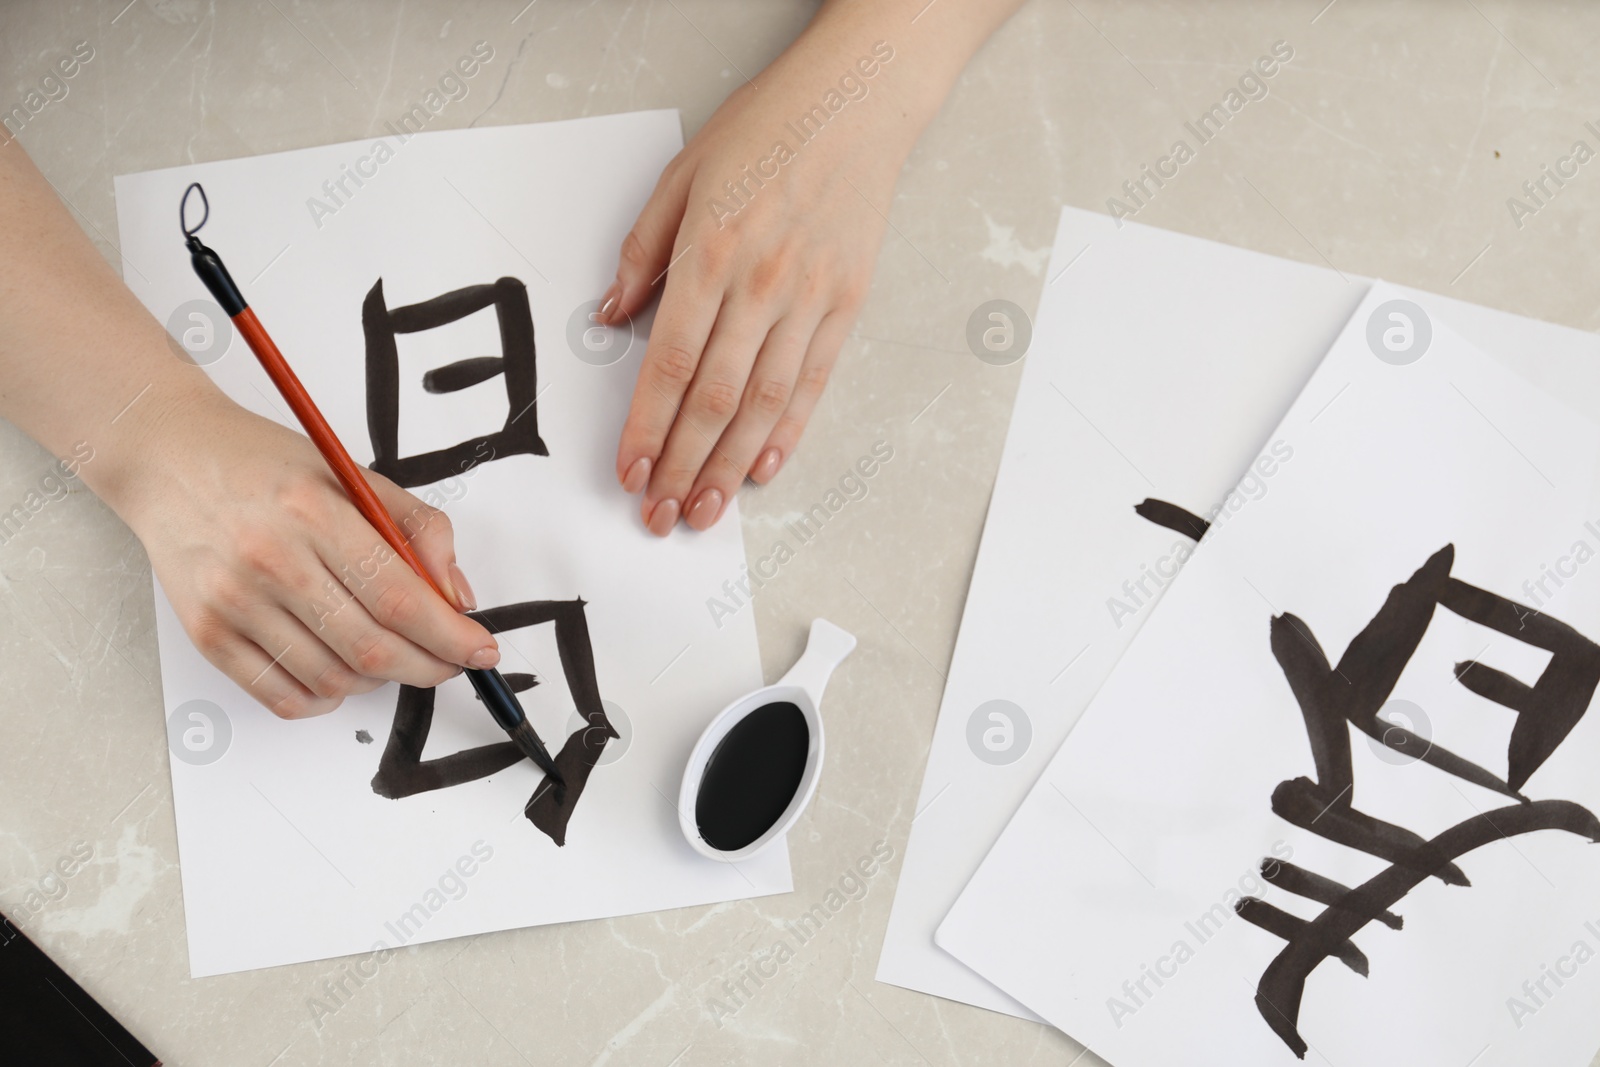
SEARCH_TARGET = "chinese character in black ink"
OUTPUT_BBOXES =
[369,599,617,847]
[363,276,547,489]
[1244,545,1600,1058]
[1133,502,1600,1057]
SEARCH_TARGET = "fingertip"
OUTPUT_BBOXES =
[646,497,680,537]
[612,280,660,326]
[447,561,477,611]
[598,281,622,325]
[749,447,783,485]
[460,616,499,659]
[685,487,724,531]
[273,692,336,719]
[621,455,652,494]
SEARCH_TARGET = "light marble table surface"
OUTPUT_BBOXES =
[4,1,1600,1064]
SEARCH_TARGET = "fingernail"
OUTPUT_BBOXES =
[448,562,477,611]
[622,455,651,493]
[646,497,680,537]
[598,282,621,323]
[751,447,782,484]
[469,646,500,669]
[685,487,724,530]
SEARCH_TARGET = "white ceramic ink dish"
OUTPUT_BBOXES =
[678,618,856,862]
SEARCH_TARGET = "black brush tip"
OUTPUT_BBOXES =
[508,718,565,794]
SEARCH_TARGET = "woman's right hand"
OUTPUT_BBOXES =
[117,398,499,719]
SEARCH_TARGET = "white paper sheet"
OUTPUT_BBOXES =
[114,111,790,978]
[938,281,1600,1066]
[877,208,1366,1016]
[877,206,1600,1019]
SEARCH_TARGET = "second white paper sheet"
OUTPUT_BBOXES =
[114,111,788,978]
[878,206,1600,1020]
[938,282,1600,1066]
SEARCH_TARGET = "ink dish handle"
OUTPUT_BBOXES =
[776,619,856,708]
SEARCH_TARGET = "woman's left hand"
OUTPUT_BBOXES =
[596,39,913,535]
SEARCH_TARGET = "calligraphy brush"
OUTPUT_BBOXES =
[177,182,565,798]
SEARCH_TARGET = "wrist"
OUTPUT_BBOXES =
[749,36,921,187]
[83,373,237,531]
[783,0,985,138]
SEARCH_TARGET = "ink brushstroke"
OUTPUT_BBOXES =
[370,599,617,847]
[1133,498,1211,541]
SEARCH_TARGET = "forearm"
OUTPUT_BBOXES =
[773,0,1027,160]
[0,139,230,518]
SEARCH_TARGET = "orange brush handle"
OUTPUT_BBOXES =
[232,307,454,607]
